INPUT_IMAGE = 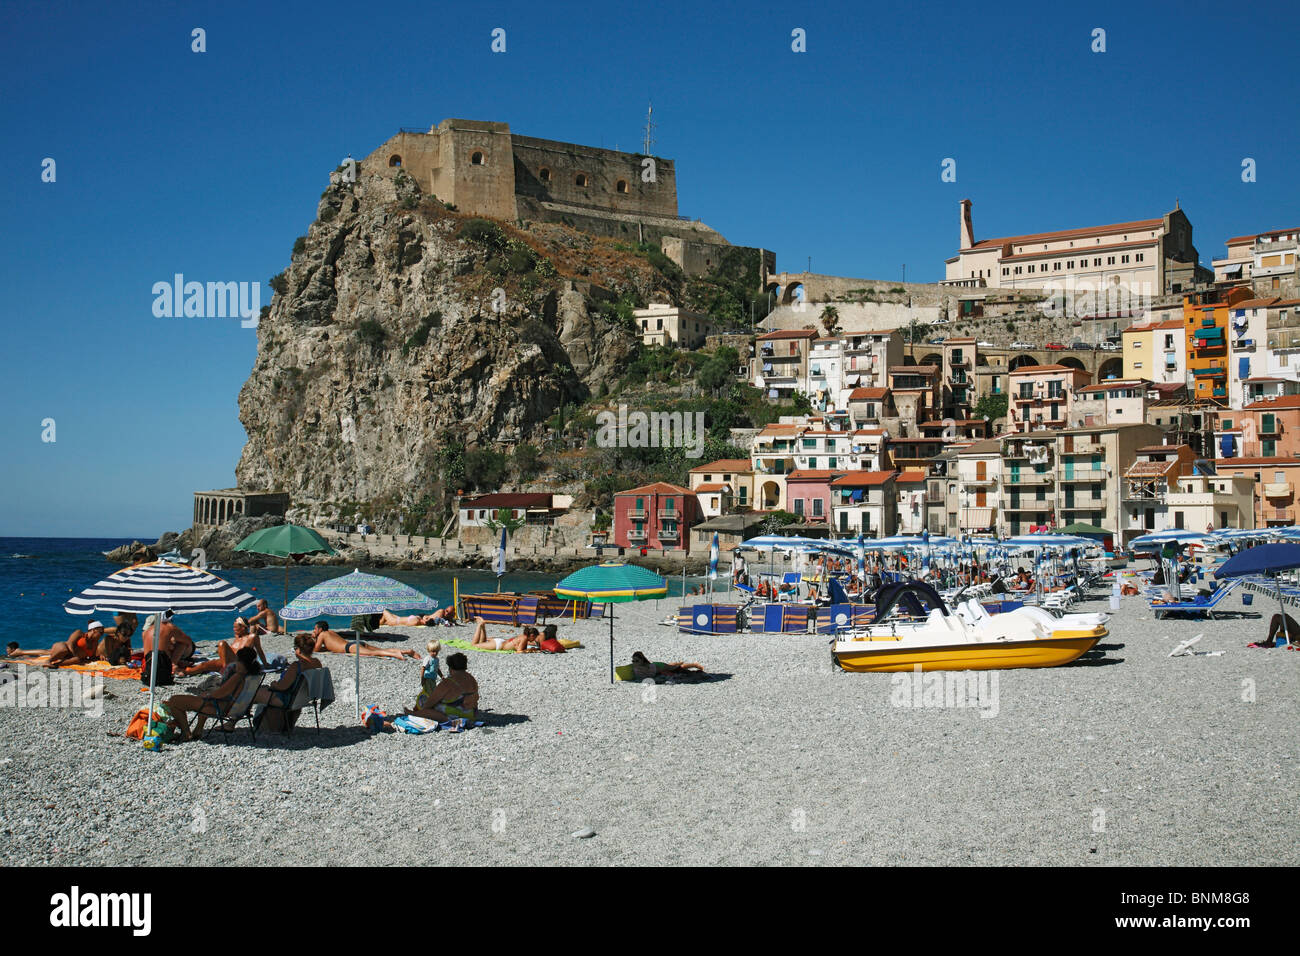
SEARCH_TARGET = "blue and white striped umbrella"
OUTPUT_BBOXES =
[494,526,507,578]
[708,532,719,581]
[63,560,257,728]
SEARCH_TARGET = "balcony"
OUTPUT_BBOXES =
[1060,469,1107,482]
[1193,367,1227,378]
[656,526,680,541]
[1265,509,1295,523]
[1012,471,1055,484]
[626,508,647,520]
[658,509,680,520]
[1003,501,1052,512]
[965,475,997,486]
[627,528,647,541]
[1264,483,1292,499]
[1068,441,1104,455]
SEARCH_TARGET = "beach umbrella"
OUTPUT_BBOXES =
[279,569,437,719]
[234,524,335,608]
[1130,530,1217,552]
[64,560,256,733]
[554,562,668,683]
[1215,543,1300,645]
[707,532,719,599]
[856,531,866,581]
[493,526,508,592]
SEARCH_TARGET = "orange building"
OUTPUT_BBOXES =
[1184,286,1252,402]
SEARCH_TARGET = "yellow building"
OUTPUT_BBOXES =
[1121,308,1184,384]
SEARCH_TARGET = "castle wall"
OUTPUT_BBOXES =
[511,135,677,218]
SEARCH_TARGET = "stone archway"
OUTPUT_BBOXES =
[1009,353,1038,372]
[1098,357,1124,381]
[1060,356,1086,371]
[781,282,805,306]
[761,480,782,510]
[919,352,943,368]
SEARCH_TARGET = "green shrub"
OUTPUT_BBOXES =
[292,236,307,256]
[459,218,506,248]
[356,320,386,350]
[269,272,288,296]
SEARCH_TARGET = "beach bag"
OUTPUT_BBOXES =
[126,704,172,740]
[140,651,173,686]
[361,705,388,732]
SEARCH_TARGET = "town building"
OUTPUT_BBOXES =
[1071,379,1152,428]
[887,365,941,431]
[1007,365,1092,432]
[895,468,929,535]
[954,438,1002,534]
[785,470,837,526]
[1215,458,1300,528]
[458,492,573,528]
[1217,395,1300,460]
[687,458,754,514]
[192,489,289,536]
[999,423,1162,538]
[635,303,716,349]
[1212,227,1300,296]
[841,330,903,393]
[846,387,895,429]
[805,337,844,412]
[943,199,1210,296]
[829,471,900,537]
[688,513,766,556]
[1183,286,1253,403]
[1122,311,1185,385]
[752,329,818,399]
[611,482,701,553]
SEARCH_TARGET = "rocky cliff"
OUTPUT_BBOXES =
[235,166,670,528]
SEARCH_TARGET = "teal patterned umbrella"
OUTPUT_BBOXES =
[556,563,667,683]
[281,570,437,718]
[279,570,436,619]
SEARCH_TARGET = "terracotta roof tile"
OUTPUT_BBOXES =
[689,458,751,473]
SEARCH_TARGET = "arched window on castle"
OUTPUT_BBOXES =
[575,173,588,187]
[616,179,629,194]
[388,155,402,167]
[471,151,485,166]
[538,167,551,182]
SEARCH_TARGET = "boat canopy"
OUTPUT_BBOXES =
[874,580,949,620]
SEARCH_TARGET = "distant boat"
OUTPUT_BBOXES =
[158,549,185,562]
[10,554,36,559]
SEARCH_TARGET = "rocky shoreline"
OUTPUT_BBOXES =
[107,516,715,576]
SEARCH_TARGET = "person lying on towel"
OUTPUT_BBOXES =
[10,622,106,667]
[469,617,539,652]
[630,651,706,682]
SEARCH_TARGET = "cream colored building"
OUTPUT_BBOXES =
[1212,227,1300,287]
[1122,309,1185,384]
[687,458,754,514]
[635,303,716,349]
[943,200,1207,299]
[954,438,1002,533]
[1071,379,1151,428]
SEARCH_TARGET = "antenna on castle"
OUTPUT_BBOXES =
[642,102,656,156]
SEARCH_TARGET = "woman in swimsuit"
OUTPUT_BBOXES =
[15,623,106,667]
[252,634,319,710]
[630,651,705,681]
[468,617,538,652]
[177,618,271,676]
[164,647,260,742]
[403,652,479,726]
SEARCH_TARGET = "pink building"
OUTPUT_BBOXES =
[784,470,836,525]
[1007,364,1092,433]
[611,482,701,553]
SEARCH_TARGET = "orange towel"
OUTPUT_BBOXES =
[2,656,141,681]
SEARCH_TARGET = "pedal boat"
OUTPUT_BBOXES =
[832,583,1106,673]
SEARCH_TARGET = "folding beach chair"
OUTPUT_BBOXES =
[200,673,265,741]
[1149,579,1241,620]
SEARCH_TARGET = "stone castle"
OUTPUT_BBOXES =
[361,118,772,280]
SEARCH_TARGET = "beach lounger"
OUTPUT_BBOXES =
[677,604,740,635]
[1149,579,1241,619]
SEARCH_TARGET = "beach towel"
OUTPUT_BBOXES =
[2,656,141,681]
[391,714,440,734]
[445,638,513,653]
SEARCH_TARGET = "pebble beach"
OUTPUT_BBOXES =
[1,589,1296,867]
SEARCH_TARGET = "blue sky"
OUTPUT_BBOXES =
[2,0,1297,536]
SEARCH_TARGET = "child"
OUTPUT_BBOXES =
[416,639,443,709]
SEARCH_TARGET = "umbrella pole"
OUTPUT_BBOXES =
[355,637,361,721]
[608,602,614,684]
[147,618,161,733]
[1275,576,1291,646]
[284,557,290,609]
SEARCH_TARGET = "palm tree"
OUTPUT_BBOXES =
[820,305,841,336]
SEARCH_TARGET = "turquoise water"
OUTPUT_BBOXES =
[1,537,707,650]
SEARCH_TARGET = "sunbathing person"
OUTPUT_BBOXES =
[378,609,441,627]
[468,617,538,652]
[142,611,197,668]
[403,652,479,726]
[176,618,269,676]
[100,613,137,665]
[248,600,284,635]
[630,650,705,681]
[310,621,420,660]
[1261,612,1300,647]
[14,622,106,667]
[164,647,260,742]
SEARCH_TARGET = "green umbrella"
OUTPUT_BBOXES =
[555,563,668,683]
[1055,522,1109,536]
[234,524,335,607]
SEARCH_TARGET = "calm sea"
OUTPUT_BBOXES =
[1,537,704,651]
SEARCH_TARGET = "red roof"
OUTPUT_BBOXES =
[757,329,819,340]
[1009,364,1076,373]
[786,470,838,482]
[831,470,899,487]
[849,387,889,400]
[1219,457,1300,467]
[1224,227,1300,244]
[1242,395,1300,411]
[967,215,1165,251]
[896,468,927,483]
[463,493,555,509]
[618,482,693,496]
[694,483,729,493]
[689,458,751,473]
